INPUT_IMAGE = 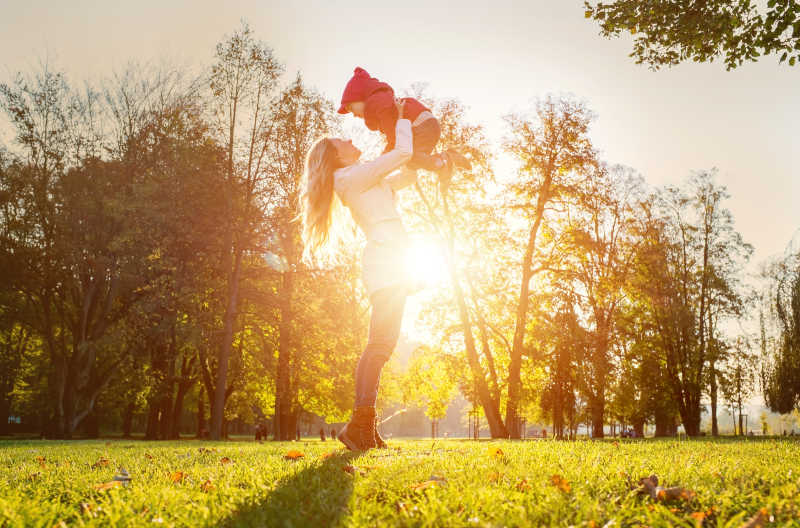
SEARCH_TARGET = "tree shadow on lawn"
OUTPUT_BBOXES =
[221,450,359,528]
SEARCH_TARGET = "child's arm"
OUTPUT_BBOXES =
[337,103,412,195]
[378,103,399,153]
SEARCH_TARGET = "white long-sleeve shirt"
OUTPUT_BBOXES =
[334,118,417,297]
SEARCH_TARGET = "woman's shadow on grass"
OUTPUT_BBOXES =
[222,449,359,528]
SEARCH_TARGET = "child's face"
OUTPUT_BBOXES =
[347,101,365,118]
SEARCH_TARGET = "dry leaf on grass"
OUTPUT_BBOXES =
[320,451,336,460]
[35,456,46,468]
[200,479,215,492]
[220,457,232,465]
[91,457,109,469]
[635,474,695,502]
[144,453,154,460]
[550,474,571,493]
[343,464,364,476]
[283,450,304,460]
[738,508,768,528]
[410,479,445,491]
[487,446,504,458]
[515,478,531,492]
[488,471,503,483]
[92,481,122,491]
[169,471,188,483]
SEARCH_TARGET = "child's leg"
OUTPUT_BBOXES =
[407,118,444,172]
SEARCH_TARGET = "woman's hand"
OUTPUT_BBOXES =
[395,98,406,119]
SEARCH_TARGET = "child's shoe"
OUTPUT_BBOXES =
[446,148,471,170]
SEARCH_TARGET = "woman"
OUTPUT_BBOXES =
[301,99,416,451]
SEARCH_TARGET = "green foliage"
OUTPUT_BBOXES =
[585,0,800,70]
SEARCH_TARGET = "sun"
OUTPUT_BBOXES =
[405,235,449,289]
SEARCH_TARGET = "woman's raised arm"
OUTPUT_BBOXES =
[335,102,413,195]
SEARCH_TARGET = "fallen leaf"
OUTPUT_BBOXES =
[170,471,187,483]
[36,456,46,467]
[635,474,694,502]
[410,479,445,491]
[93,481,122,491]
[690,511,706,523]
[200,479,215,492]
[488,471,502,483]
[343,464,366,476]
[612,441,619,448]
[515,478,531,492]
[220,457,232,465]
[28,472,40,481]
[487,446,504,458]
[550,474,571,493]
[144,453,154,460]
[284,450,305,460]
[738,508,768,528]
[91,457,110,469]
[320,451,336,460]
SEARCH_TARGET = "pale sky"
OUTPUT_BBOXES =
[2,0,798,268]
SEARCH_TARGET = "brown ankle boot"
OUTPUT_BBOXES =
[373,416,388,449]
[338,406,377,451]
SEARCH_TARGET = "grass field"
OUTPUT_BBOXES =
[1,437,798,527]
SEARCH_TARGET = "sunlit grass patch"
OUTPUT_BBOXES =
[0,437,797,527]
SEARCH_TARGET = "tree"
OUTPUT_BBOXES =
[502,96,599,438]
[721,335,757,435]
[207,21,283,440]
[584,0,800,70]
[559,165,645,437]
[633,171,750,435]
[761,244,800,413]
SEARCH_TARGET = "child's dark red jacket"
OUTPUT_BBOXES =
[338,67,430,152]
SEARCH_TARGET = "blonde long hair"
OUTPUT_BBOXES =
[299,137,346,262]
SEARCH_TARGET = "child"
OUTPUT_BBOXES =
[337,67,470,188]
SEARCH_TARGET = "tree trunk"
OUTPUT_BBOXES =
[196,388,206,438]
[275,269,294,441]
[710,363,718,436]
[145,403,160,440]
[0,398,10,436]
[441,196,507,438]
[591,394,605,438]
[211,247,244,440]
[506,173,552,438]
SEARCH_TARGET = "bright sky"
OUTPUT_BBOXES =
[2,0,798,267]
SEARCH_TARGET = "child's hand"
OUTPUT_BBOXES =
[395,98,406,119]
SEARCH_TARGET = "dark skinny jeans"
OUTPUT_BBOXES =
[353,285,408,408]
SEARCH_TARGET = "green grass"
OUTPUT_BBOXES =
[1,437,799,527]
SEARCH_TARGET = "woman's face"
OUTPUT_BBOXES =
[331,138,361,166]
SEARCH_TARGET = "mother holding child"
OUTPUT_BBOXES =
[300,68,469,451]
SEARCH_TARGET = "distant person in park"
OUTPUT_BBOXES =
[337,67,471,191]
[301,99,425,451]
[319,427,326,441]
